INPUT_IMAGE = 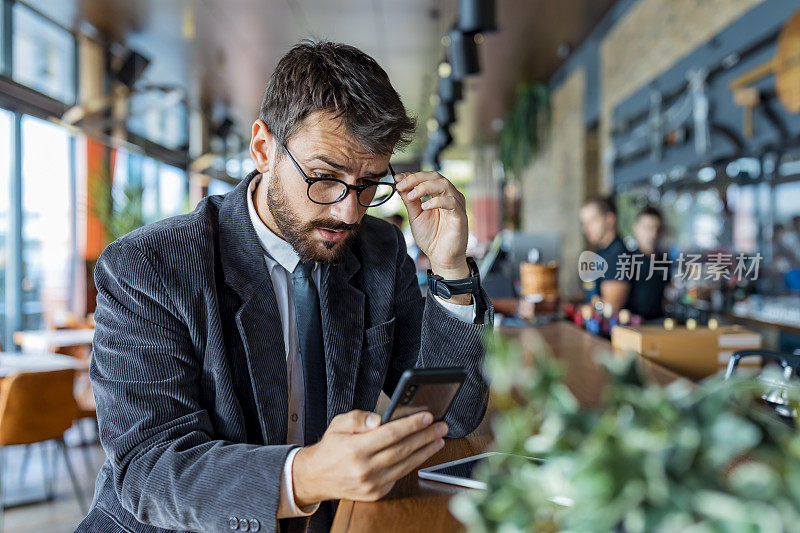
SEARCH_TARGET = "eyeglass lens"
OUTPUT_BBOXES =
[307,179,395,207]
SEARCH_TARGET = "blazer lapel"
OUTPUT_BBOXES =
[320,248,364,421]
[218,171,288,445]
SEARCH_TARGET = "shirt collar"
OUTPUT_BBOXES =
[247,175,316,274]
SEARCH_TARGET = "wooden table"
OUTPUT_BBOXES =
[331,321,684,532]
[0,352,90,377]
[12,328,95,354]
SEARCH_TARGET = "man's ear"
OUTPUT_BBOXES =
[250,120,274,174]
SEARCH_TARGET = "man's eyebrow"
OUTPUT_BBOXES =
[308,154,389,180]
[308,154,351,173]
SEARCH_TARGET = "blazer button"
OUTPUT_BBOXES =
[239,518,250,531]
[249,519,261,531]
[228,517,239,530]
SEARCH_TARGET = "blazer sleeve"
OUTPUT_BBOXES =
[91,238,294,532]
[386,227,493,438]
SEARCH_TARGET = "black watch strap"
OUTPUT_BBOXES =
[427,257,486,323]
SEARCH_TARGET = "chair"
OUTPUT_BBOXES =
[0,369,86,525]
[53,331,98,474]
[72,372,98,474]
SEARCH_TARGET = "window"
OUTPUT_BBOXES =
[113,148,130,194]
[727,183,770,255]
[659,189,724,252]
[20,115,73,329]
[771,180,800,289]
[12,3,76,103]
[0,2,6,75]
[140,156,159,223]
[208,179,234,196]
[127,153,187,223]
[127,91,188,151]
[159,163,186,218]
[0,109,12,343]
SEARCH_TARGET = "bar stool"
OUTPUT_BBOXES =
[725,349,800,423]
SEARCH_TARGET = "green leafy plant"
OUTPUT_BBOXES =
[89,162,145,244]
[497,83,550,180]
[451,334,800,532]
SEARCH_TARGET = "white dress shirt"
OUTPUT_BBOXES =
[245,176,475,519]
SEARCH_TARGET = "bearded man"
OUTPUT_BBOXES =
[78,40,492,533]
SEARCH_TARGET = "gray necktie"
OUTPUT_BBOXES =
[292,261,327,445]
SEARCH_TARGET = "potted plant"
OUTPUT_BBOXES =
[451,334,800,531]
[497,82,550,181]
[90,162,145,244]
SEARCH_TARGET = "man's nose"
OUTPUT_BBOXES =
[330,191,362,225]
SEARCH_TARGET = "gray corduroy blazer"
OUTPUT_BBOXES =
[76,170,492,533]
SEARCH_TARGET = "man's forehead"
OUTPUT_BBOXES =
[292,111,390,164]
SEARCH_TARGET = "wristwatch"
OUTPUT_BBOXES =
[427,257,486,323]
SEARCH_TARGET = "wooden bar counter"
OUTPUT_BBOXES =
[331,321,683,532]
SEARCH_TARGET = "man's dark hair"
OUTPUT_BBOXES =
[582,195,617,217]
[259,40,416,155]
[636,205,663,222]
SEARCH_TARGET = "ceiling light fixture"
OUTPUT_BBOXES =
[438,74,463,102]
[447,28,480,80]
[458,0,496,34]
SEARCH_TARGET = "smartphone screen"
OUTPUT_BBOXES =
[383,381,462,423]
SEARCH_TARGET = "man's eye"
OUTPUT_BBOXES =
[313,172,334,179]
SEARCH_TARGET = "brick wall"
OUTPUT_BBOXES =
[521,67,586,297]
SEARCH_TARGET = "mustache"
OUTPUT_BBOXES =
[310,219,360,232]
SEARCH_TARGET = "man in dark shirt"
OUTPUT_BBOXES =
[579,196,631,312]
[627,206,668,319]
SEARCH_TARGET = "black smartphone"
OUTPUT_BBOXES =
[381,367,467,424]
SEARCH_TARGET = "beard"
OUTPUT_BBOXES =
[265,176,360,264]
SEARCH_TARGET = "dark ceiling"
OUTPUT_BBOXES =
[22,0,617,158]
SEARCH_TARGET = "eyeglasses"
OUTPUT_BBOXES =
[282,144,397,207]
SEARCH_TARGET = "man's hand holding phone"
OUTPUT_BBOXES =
[292,410,448,505]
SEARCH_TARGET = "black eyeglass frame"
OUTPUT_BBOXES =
[281,144,397,207]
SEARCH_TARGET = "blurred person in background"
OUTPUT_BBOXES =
[627,206,668,319]
[579,196,631,312]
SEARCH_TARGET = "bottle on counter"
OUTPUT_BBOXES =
[576,304,592,329]
[564,303,576,322]
[606,304,620,334]
[601,303,614,337]
[583,305,599,335]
